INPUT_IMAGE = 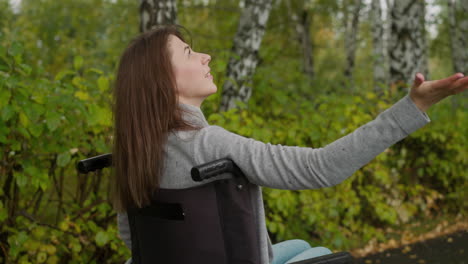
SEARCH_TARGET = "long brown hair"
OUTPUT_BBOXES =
[111,25,201,213]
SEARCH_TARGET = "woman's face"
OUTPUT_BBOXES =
[168,35,216,107]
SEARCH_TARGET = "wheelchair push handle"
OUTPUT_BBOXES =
[76,153,112,173]
[190,158,244,182]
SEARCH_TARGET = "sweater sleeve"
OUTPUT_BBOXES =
[193,94,430,190]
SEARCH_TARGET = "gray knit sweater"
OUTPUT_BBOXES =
[117,94,430,263]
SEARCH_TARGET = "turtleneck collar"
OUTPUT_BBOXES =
[178,103,209,128]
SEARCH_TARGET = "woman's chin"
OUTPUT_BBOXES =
[211,85,218,93]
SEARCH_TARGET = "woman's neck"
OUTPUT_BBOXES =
[178,96,204,108]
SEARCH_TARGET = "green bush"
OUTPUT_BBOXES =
[0,40,129,263]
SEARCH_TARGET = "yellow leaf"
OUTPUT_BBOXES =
[97,76,109,92]
[402,245,411,253]
[72,76,85,89]
[366,92,376,100]
[0,89,11,109]
[74,91,90,101]
[19,112,29,127]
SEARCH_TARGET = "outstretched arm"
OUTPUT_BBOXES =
[195,96,427,190]
[194,73,467,190]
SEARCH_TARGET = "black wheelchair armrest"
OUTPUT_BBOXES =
[289,251,354,264]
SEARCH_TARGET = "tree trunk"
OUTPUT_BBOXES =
[139,0,178,33]
[388,0,428,89]
[448,0,468,74]
[285,0,315,79]
[219,0,273,111]
[343,0,362,84]
[371,0,388,94]
[298,10,314,79]
[290,6,314,79]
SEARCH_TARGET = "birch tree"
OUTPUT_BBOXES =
[388,0,428,88]
[343,0,362,83]
[139,0,177,33]
[371,0,388,94]
[448,0,468,74]
[220,0,273,111]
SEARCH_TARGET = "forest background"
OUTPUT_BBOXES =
[0,0,466,263]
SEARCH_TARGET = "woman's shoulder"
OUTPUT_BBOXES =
[195,125,251,142]
[170,125,231,138]
[167,125,223,145]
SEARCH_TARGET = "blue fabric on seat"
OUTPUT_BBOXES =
[272,239,332,264]
[285,246,332,263]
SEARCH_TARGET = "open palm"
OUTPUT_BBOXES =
[410,73,468,112]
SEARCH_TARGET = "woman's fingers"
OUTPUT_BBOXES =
[452,76,468,94]
[442,73,465,86]
[422,73,466,96]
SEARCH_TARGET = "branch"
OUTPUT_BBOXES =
[17,210,79,237]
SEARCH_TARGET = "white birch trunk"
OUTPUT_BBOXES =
[139,0,178,33]
[448,0,468,74]
[388,0,428,88]
[371,0,388,93]
[220,0,273,111]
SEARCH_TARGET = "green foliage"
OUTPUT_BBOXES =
[0,0,465,263]
[0,39,129,263]
[3,0,138,76]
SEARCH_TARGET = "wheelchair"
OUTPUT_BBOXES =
[77,153,355,264]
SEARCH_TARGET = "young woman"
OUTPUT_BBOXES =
[112,25,467,264]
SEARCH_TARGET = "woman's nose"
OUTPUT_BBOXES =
[202,54,211,64]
